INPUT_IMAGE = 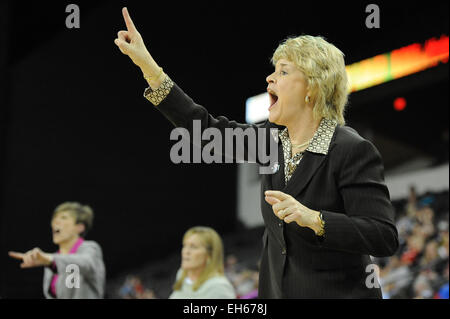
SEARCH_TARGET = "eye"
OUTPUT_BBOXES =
[280,70,288,75]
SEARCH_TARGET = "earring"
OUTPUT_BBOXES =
[305,96,310,103]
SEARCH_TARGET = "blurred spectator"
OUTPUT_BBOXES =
[238,270,259,299]
[380,255,413,298]
[170,226,236,299]
[413,271,434,298]
[224,254,259,299]
[436,262,449,299]
[405,186,418,218]
[224,254,241,285]
[437,283,449,299]
[119,275,156,299]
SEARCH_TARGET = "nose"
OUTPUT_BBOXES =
[266,71,275,84]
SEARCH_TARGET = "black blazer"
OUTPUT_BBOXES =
[155,83,399,299]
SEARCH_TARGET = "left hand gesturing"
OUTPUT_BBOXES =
[264,190,320,231]
[8,248,53,268]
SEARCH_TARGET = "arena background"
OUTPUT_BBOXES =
[0,1,448,298]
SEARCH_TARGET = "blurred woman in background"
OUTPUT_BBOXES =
[170,226,235,299]
[9,202,105,299]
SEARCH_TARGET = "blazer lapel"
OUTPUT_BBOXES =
[283,150,328,198]
[275,118,339,198]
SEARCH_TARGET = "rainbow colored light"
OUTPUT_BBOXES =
[346,35,449,92]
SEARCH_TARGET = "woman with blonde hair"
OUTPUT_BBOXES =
[170,226,235,299]
[114,8,398,298]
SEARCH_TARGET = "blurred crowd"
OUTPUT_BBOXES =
[118,275,157,299]
[375,187,449,299]
[116,187,449,299]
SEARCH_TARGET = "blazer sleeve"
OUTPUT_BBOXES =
[154,83,277,165]
[51,242,104,280]
[318,139,399,257]
[42,267,53,299]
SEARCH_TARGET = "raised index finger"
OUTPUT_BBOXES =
[122,7,137,33]
[8,251,24,260]
[265,190,290,201]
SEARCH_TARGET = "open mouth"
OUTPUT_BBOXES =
[268,90,278,110]
[53,228,61,235]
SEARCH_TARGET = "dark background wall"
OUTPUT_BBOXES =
[1,1,448,298]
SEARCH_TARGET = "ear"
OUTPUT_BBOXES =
[76,223,86,236]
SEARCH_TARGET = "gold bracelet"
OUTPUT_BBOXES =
[143,67,163,82]
[316,212,325,237]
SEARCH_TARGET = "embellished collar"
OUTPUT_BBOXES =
[278,118,337,155]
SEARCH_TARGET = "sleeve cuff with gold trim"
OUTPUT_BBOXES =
[143,75,174,106]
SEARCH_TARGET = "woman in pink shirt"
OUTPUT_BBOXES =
[9,202,105,299]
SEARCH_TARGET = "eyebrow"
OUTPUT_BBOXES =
[277,63,290,69]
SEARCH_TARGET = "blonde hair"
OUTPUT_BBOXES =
[52,202,94,238]
[271,35,349,125]
[173,226,225,292]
